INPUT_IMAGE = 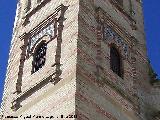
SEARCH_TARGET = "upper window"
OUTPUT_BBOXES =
[26,0,31,12]
[32,42,47,74]
[37,0,42,3]
[115,0,123,6]
[110,46,123,77]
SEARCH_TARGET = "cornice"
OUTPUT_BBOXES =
[96,7,138,48]
[20,4,67,39]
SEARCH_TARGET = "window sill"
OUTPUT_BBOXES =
[100,72,138,109]
[11,66,57,111]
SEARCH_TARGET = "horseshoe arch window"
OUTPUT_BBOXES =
[32,42,47,73]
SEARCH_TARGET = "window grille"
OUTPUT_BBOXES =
[32,43,47,73]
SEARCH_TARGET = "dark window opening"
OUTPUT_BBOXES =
[116,0,123,6]
[32,43,47,74]
[37,0,42,3]
[26,0,31,12]
[110,46,122,77]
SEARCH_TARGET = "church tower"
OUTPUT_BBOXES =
[1,0,160,120]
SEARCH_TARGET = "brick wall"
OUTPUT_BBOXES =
[1,0,79,119]
[1,0,160,120]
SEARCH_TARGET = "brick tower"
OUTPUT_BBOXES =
[1,0,160,120]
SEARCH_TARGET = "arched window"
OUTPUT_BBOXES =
[110,46,122,77]
[32,42,47,73]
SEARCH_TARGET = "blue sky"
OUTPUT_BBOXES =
[0,1,160,104]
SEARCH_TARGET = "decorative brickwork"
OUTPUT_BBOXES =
[1,0,160,120]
